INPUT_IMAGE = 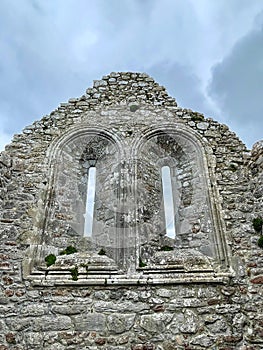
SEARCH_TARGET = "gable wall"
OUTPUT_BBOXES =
[0,72,262,349]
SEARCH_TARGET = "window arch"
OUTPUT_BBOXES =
[45,133,120,246]
[135,126,228,273]
[31,127,123,267]
[25,124,230,285]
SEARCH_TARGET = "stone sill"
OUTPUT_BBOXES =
[27,271,232,287]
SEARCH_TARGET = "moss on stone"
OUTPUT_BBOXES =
[129,104,139,112]
[258,236,263,248]
[139,257,147,267]
[160,245,174,251]
[253,218,263,232]
[45,254,56,267]
[70,266,79,281]
[60,246,78,255]
[98,248,106,256]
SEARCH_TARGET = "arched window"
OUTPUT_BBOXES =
[84,166,96,237]
[161,166,176,239]
[135,128,229,278]
[25,124,229,285]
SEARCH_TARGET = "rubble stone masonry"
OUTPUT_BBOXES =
[0,72,262,349]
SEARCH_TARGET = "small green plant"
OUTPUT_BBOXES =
[80,263,88,267]
[60,246,78,255]
[258,236,263,249]
[45,254,56,267]
[252,218,263,233]
[129,104,139,112]
[98,248,106,256]
[191,114,204,122]
[229,163,237,172]
[160,245,174,251]
[70,266,79,281]
[139,257,147,268]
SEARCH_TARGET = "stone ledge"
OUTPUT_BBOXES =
[28,271,232,287]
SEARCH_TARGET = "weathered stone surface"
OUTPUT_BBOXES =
[94,301,150,313]
[206,318,228,334]
[32,315,72,331]
[197,122,209,130]
[250,276,263,284]
[20,304,47,316]
[24,332,44,347]
[140,314,173,333]
[52,304,87,315]
[179,310,199,334]
[107,313,136,334]
[73,313,106,331]
[131,344,155,350]
[191,334,214,347]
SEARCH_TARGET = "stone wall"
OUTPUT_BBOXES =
[0,72,262,349]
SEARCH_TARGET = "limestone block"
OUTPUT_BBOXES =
[191,334,214,347]
[73,313,106,331]
[197,122,209,130]
[93,80,107,87]
[52,304,87,315]
[140,313,173,333]
[32,315,72,331]
[94,301,150,313]
[107,313,136,334]
[179,310,199,334]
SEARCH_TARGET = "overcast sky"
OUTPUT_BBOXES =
[0,0,263,151]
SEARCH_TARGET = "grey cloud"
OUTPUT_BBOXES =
[0,1,97,134]
[209,25,263,148]
[148,62,215,117]
[0,0,161,138]
[0,0,263,150]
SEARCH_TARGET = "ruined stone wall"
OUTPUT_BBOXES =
[0,72,262,349]
[245,140,263,347]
